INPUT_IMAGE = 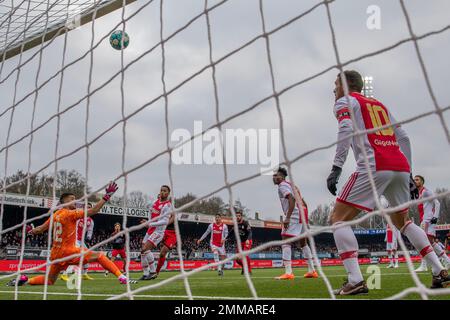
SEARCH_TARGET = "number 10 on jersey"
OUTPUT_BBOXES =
[366,103,394,136]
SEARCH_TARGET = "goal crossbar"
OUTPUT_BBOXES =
[0,0,136,62]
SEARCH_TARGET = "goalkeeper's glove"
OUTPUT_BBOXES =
[327,165,342,196]
[409,174,419,200]
[430,217,438,224]
[103,181,118,202]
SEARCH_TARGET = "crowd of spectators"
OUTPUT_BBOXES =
[180,236,283,254]
[0,228,416,255]
[85,230,146,251]
[0,229,146,251]
[1,230,48,248]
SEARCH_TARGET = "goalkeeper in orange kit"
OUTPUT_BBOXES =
[7,181,137,286]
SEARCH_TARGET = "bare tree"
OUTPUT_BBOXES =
[309,203,333,226]
[174,193,198,213]
[173,193,248,216]
[56,170,89,197]
[127,191,148,208]
[1,169,91,199]
[202,196,227,216]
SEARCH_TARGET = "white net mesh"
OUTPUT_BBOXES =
[0,0,449,300]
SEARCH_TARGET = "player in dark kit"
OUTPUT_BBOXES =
[234,210,253,275]
[105,223,127,276]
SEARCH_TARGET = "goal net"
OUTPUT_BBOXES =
[0,0,449,300]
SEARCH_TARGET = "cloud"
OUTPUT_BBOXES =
[0,0,449,222]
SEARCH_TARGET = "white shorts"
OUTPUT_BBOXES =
[281,220,307,238]
[337,171,410,212]
[143,231,164,247]
[386,242,397,251]
[420,222,436,237]
[211,244,226,256]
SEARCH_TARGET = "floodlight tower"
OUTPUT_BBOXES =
[363,76,374,98]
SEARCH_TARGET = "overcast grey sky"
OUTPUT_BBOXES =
[1,0,449,221]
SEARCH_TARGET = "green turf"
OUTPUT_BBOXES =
[0,263,448,300]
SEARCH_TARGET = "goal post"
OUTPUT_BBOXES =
[0,0,449,301]
[0,0,136,62]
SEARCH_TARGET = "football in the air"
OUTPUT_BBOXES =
[109,30,130,50]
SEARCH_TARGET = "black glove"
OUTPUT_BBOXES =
[430,217,438,224]
[327,165,342,196]
[409,174,419,200]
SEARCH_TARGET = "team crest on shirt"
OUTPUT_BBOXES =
[213,225,223,233]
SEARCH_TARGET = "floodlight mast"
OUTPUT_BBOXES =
[363,75,374,98]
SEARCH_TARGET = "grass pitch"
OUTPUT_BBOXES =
[0,263,449,300]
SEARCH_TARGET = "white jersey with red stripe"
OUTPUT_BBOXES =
[333,92,411,173]
[76,217,94,242]
[385,224,400,244]
[277,181,308,223]
[418,187,440,224]
[199,223,228,247]
[147,198,172,235]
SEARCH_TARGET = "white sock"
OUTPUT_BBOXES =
[141,252,149,276]
[65,266,72,275]
[213,252,222,271]
[333,223,363,285]
[146,252,156,273]
[388,252,393,264]
[401,222,443,275]
[83,264,89,275]
[394,252,399,265]
[419,258,428,269]
[302,245,315,272]
[433,243,450,264]
[282,244,292,274]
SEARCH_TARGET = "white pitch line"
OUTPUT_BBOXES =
[0,290,369,300]
[28,272,428,281]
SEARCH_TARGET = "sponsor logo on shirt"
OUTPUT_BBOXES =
[373,139,399,147]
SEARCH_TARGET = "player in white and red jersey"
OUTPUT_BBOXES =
[154,216,177,276]
[139,185,173,280]
[433,238,449,267]
[379,196,400,268]
[197,214,228,276]
[385,223,400,268]
[60,203,94,281]
[272,167,318,280]
[326,70,449,295]
[413,175,449,271]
